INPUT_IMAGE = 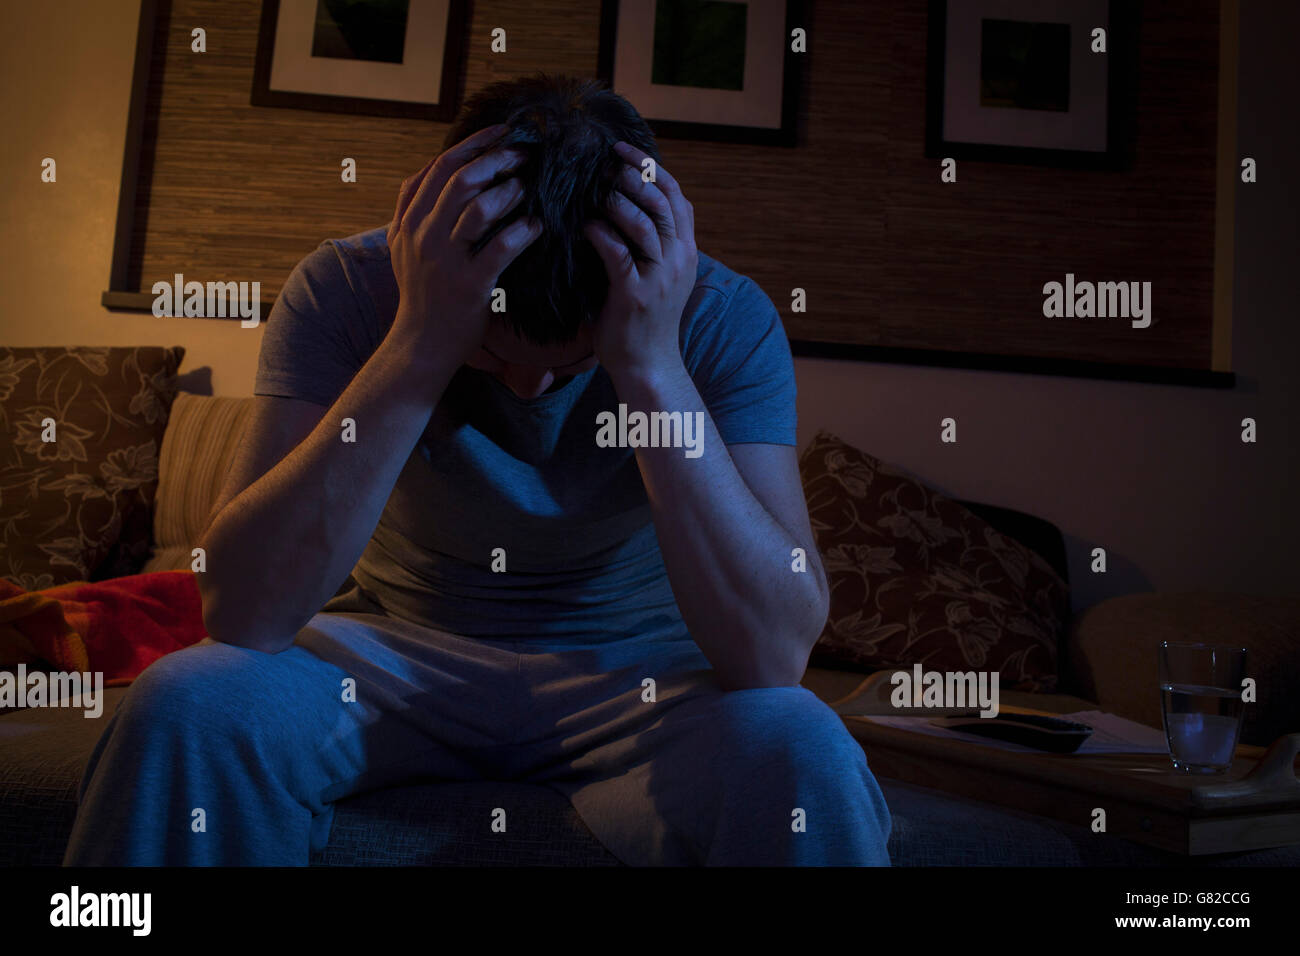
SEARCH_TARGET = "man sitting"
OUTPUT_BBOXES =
[64,73,892,867]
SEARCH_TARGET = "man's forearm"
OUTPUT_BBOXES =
[198,326,457,653]
[610,361,829,690]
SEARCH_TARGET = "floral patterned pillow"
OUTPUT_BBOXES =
[0,346,184,589]
[799,430,1068,691]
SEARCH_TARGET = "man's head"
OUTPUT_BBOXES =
[441,73,660,397]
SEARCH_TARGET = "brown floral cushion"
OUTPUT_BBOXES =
[799,430,1068,691]
[0,346,185,588]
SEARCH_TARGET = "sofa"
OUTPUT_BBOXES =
[3,388,1298,866]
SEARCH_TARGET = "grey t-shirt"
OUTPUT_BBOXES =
[255,225,796,643]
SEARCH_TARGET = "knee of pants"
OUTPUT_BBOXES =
[707,685,868,776]
[707,686,893,838]
[110,640,272,747]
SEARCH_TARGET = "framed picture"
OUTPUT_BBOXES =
[925,0,1139,169]
[597,0,805,147]
[251,0,468,121]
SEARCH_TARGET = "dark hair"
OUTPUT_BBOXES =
[442,73,661,346]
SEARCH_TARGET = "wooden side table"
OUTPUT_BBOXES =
[844,719,1300,856]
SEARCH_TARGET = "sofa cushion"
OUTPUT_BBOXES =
[959,500,1069,586]
[0,346,184,588]
[143,393,254,573]
[799,430,1069,691]
[315,782,622,866]
[1067,592,1300,747]
[0,687,132,865]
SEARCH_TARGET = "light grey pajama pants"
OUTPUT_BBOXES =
[62,610,893,866]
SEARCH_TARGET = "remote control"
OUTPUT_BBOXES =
[929,712,1094,753]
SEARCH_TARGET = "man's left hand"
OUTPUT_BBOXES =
[584,142,698,386]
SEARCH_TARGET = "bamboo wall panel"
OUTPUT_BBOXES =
[126,0,1221,370]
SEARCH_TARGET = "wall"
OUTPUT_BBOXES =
[0,0,260,395]
[796,2,1299,610]
[110,0,1224,372]
[2,1,1295,611]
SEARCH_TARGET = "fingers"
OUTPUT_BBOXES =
[393,125,507,242]
[583,219,637,282]
[612,141,695,248]
[606,180,663,262]
[389,154,437,246]
[449,173,526,247]
[401,124,513,242]
[413,145,528,250]
[611,163,673,252]
[473,215,544,282]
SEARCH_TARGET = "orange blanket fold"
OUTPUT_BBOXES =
[0,571,209,687]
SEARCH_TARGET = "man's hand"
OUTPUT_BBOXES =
[583,141,699,387]
[200,127,542,652]
[387,124,543,368]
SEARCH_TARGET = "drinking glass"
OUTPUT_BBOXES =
[1158,641,1248,774]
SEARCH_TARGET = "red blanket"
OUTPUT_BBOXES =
[0,571,208,686]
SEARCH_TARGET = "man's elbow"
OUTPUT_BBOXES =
[807,561,831,636]
[715,578,827,691]
[199,583,297,654]
[785,569,829,679]
[716,626,819,692]
[715,654,808,692]
[198,588,244,648]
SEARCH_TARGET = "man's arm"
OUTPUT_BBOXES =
[584,143,825,690]
[617,365,828,690]
[197,339,459,652]
[198,124,541,653]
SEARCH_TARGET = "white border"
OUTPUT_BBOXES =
[943,0,1110,151]
[268,0,450,105]
[611,0,785,128]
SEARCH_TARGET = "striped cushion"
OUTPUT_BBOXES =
[142,393,254,573]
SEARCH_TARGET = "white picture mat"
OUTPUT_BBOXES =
[943,0,1110,151]
[611,0,786,128]
[269,0,450,104]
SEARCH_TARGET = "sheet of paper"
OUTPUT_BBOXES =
[854,710,1170,755]
[1061,710,1170,755]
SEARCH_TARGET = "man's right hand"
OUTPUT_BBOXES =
[387,124,541,366]
[199,127,542,653]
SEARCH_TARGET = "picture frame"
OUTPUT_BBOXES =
[597,0,805,147]
[251,0,468,121]
[925,0,1139,169]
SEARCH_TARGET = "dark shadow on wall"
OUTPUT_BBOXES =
[175,365,213,395]
[1061,531,1153,615]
